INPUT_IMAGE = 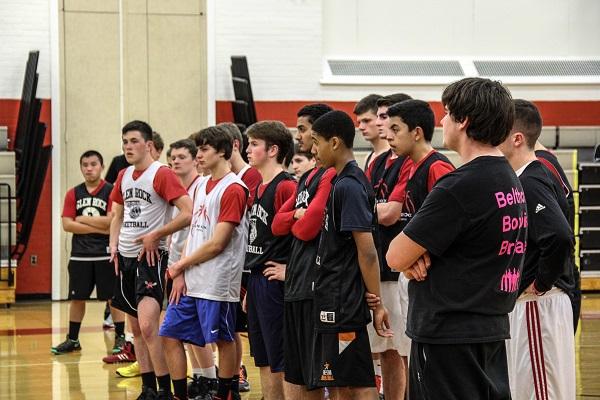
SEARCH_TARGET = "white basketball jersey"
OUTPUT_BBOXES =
[184,172,248,302]
[119,161,169,257]
[168,175,206,265]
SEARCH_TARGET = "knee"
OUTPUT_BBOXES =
[162,336,180,351]
[138,319,157,340]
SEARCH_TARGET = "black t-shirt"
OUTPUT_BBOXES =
[105,154,130,184]
[285,167,327,301]
[72,181,113,257]
[518,160,575,294]
[314,161,374,332]
[534,150,575,229]
[403,156,526,344]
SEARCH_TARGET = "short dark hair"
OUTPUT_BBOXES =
[297,103,333,125]
[218,122,243,146]
[80,150,104,166]
[193,126,234,160]
[246,121,294,165]
[293,144,314,160]
[376,93,413,109]
[512,99,542,149]
[312,110,356,148]
[353,94,382,115]
[152,131,164,151]
[441,78,514,146]
[122,120,153,141]
[169,138,198,158]
[387,100,435,142]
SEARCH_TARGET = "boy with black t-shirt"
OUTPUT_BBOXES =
[534,141,581,332]
[52,150,124,355]
[272,103,335,399]
[386,78,525,399]
[498,99,575,400]
[244,121,297,400]
[310,110,392,399]
[109,120,193,399]
[354,94,387,170]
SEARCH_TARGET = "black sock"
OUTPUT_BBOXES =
[172,378,187,399]
[114,321,125,337]
[217,377,233,399]
[68,321,81,341]
[157,374,171,392]
[141,372,157,392]
[231,375,240,394]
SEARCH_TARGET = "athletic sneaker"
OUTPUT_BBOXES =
[230,391,241,400]
[238,365,250,392]
[112,334,126,354]
[103,314,115,330]
[156,389,174,399]
[188,375,218,398]
[136,385,157,400]
[103,341,136,364]
[51,336,81,354]
[116,361,141,377]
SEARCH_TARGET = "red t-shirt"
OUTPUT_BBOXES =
[240,167,262,210]
[272,167,336,241]
[205,178,247,225]
[62,180,113,219]
[257,178,297,212]
[408,150,455,192]
[110,165,188,205]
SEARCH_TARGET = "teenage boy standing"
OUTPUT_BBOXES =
[311,110,392,400]
[386,78,526,400]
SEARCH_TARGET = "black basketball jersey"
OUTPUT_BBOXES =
[285,167,328,302]
[402,152,452,226]
[372,153,407,281]
[314,162,374,332]
[71,181,113,257]
[245,171,295,269]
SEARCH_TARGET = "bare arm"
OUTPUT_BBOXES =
[62,217,106,235]
[169,221,235,277]
[353,230,392,337]
[75,213,113,230]
[109,203,124,275]
[376,201,403,226]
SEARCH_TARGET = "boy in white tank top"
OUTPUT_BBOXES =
[109,120,193,399]
[160,126,249,400]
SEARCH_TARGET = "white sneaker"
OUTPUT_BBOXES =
[103,314,114,330]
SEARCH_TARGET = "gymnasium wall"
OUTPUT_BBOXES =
[0,0,53,295]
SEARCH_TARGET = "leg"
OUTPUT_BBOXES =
[284,382,324,400]
[138,296,169,377]
[69,300,86,323]
[128,313,153,374]
[163,336,188,399]
[234,332,243,368]
[329,387,378,400]
[380,349,405,400]
[259,368,284,400]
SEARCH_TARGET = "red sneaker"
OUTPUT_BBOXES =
[102,341,136,364]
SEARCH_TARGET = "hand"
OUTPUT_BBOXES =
[404,253,431,281]
[365,292,381,310]
[110,245,119,276]
[524,281,545,296]
[263,261,285,281]
[242,293,248,314]
[136,231,161,266]
[373,305,393,338]
[294,208,307,220]
[169,274,186,305]
[168,259,185,279]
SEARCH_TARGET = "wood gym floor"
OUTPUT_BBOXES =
[1,297,600,399]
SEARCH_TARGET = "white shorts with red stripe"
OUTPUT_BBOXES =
[506,287,575,400]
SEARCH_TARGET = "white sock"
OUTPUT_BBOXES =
[373,360,382,376]
[200,366,217,379]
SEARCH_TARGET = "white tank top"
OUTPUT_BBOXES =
[184,172,248,302]
[168,175,206,265]
[119,161,169,257]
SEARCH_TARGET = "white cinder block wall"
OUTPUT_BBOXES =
[0,0,51,99]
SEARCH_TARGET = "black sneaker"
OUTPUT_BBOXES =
[156,389,174,399]
[51,335,81,354]
[136,386,157,400]
[112,334,126,354]
[189,375,219,398]
[239,365,250,392]
[188,375,202,398]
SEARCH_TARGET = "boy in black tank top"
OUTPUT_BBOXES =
[244,121,297,400]
[272,103,336,399]
[311,110,392,398]
[386,79,525,400]
[52,151,125,355]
